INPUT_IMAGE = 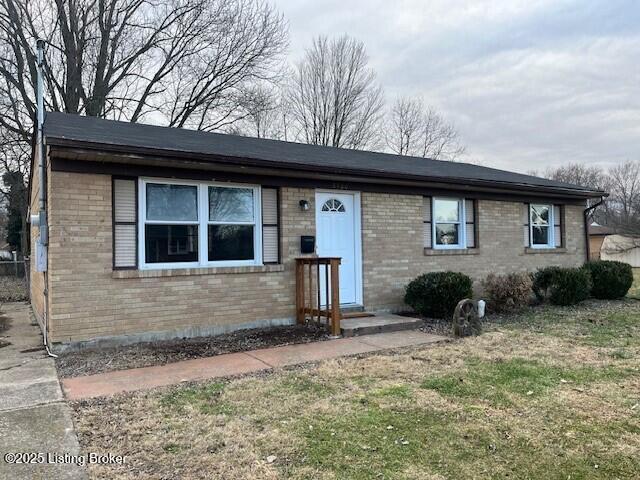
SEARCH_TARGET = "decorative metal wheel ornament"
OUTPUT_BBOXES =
[452,299,482,337]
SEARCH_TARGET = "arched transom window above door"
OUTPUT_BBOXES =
[321,198,346,212]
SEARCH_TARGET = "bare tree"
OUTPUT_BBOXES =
[286,35,384,150]
[539,161,640,235]
[0,0,287,250]
[605,161,640,234]
[539,163,606,190]
[384,96,465,160]
[0,0,287,130]
[231,83,291,140]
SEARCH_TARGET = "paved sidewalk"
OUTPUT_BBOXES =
[63,330,448,400]
[0,303,86,480]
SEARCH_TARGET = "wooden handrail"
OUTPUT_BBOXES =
[295,257,341,336]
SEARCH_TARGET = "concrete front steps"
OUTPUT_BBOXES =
[340,312,423,338]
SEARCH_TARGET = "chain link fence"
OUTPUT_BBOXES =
[0,255,30,302]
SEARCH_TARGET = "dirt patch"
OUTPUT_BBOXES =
[396,311,455,337]
[0,276,28,302]
[56,324,330,378]
[0,314,10,333]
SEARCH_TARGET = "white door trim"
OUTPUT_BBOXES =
[315,189,363,306]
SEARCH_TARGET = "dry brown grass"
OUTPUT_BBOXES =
[71,300,640,479]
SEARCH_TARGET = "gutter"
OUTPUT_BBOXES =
[584,195,608,261]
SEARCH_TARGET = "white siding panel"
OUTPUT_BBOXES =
[423,197,431,222]
[262,188,278,225]
[466,224,475,248]
[114,224,136,267]
[114,179,136,223]
[465,199,474,223]
[554,226,562,247]
[423,222,432,248]
[263,226,278,263]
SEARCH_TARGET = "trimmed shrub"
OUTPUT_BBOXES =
[548,267,592,306]
[482,272,532,313]
[531,266,562,302]
[584,260,633,299]
[404,271,473,319]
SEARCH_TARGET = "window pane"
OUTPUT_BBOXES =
[434,199,460,222]
[435,223,459,245]
[532,225,549,245]
[145,225,198,263]
[208,225,254,261]
[146,184,198,221]
[531,204,549,225]
[209,187,254,222]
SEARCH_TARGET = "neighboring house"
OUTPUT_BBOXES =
[588,222,615,260]
[601,234,640,267]
[30,112,605,351]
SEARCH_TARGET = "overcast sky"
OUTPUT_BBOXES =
[273,0,640,173]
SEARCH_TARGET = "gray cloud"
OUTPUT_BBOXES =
[273,0,640,172]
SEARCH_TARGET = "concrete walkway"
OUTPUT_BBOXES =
[63,330,448,400]
[0,303,86,480]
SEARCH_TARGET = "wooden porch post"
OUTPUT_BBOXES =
[295,260,304,324]
[330,258,341,336]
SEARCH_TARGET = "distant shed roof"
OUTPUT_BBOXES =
[43,112,605,199]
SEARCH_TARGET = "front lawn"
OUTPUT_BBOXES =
[629,268,640,300]
[72,300,640,479]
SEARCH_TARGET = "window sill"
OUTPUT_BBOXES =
[524,247,567,254]
[424,248,479,256]
[113,264,284,279]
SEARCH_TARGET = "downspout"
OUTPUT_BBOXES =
[583,195,608,262]
[34,39,56,357]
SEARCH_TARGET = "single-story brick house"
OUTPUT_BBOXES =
[30,112,605,351]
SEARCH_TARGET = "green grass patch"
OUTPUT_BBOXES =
[159,382,233,415]
[372,384,413,399]
[276,374,335,396]
[496,302,640,348]
[296,402,640,480]
[421,357,628,405]
[628,268,640,300]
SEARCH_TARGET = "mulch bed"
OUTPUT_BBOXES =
[55,323,330,378]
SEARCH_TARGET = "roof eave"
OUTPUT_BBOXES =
[44,137,606,200]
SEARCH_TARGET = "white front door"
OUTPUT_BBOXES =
[316,191,361,306]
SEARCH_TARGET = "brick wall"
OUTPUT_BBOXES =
[47,171,316,344]
[361,192,586,311]
[46,171,586,345]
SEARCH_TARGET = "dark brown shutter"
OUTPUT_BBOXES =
[262,187,280,264]
[112,177,138,269]
[423,196,432,248]
[523,203,530,247]
[465,199,477,248]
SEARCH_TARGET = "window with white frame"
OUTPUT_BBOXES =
[140,179,261,268]
[529,203,554,247]
[433,197,465,248]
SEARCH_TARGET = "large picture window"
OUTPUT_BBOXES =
[529,203,554,248]
[433,197,466,249]
[140,179,262,269]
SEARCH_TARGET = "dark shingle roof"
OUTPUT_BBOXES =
[43,112,604,197]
